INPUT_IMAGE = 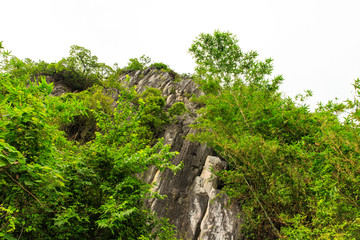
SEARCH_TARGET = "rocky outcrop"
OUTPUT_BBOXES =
[121,68,244,239]
[47,75,73,96]
[192,156,242,240]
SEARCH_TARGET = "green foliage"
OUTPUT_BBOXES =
[138,88,169,136]
[173,77,182,83]
[103,63,125,88]
[0,41,11,72]
[126,55,151,71]
[168,102,187,118]
[189,31,360,239]
[60,85,117,143]
[189,30,281,94]
[0,73,72,238]
[150,62,171,71]
[0,44,121,92]
[52,45,113,91]
[0,44,180,239]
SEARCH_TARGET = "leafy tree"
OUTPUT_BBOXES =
[51,89,179,239]
[0,73,77,239]
[189,30,360,239]
[0,44,180,239]
[189,30,282,94]
[53,45,114,91]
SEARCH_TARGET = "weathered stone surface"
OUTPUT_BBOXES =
[190,156,243,240]
[199,189,242,240]
[122,68,244,239]
[46,76,72,96]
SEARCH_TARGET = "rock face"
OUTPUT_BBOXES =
[47,75,73,96]
[121,68,244,240]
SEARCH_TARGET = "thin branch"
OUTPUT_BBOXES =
[231,91,252,133]
[242,174,281,237]
[226,153,281,237]
[3,170,43,207]
[0,219,9,232]
[17,224,24,240]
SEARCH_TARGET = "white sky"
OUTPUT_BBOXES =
[2,0,360,109]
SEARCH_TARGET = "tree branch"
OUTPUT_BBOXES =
[3,170,43,207]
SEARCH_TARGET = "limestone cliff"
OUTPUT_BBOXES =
[49,67,244,239]
[121,68,244,240]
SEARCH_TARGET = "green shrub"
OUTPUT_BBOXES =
[150,62,170,71]
[168,102,187,118]
[138,88,169,135]
[126,55,151,71]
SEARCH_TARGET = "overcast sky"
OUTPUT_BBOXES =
[2,0,360,109]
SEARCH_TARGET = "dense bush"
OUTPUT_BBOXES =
[150,62,170,71]
[168,102,187,118]
[189,30,360,239]
[0,45,180,239]
[138,88,169,136]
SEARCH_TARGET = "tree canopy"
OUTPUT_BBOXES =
[189,30,360,239]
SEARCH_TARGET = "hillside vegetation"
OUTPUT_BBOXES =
[0,42,181,239]
[1,31,360,239]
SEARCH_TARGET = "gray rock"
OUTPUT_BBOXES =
[46,75,72,96]
[122,68,244,239]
